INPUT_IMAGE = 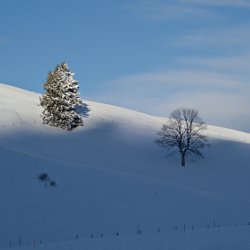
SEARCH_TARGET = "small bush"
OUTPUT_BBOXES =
[38,173,49,182]
[50,180,56,187]
[38,173,57,187]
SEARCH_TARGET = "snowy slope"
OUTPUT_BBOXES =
[0,83,250,250]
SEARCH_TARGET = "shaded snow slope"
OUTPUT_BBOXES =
[0,83,250,249]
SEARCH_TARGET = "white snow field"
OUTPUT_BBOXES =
[0,83,250,250]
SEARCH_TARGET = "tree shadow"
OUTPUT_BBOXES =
[76,103,90,118]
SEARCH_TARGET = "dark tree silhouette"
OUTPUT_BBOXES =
[156,108,209,167]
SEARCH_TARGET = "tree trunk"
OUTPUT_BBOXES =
[181,152,186,167]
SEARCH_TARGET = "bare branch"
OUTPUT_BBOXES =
[156,108,209,166]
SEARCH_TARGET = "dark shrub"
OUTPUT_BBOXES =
[38,173,49,182]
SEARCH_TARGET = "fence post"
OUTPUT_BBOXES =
[19,236,21,248]
[137,226,142,234]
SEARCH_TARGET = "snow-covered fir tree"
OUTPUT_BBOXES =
[40,62,84,130]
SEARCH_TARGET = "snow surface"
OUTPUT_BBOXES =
[0,83,250,249]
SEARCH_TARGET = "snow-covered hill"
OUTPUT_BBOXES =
[0,83,250,250]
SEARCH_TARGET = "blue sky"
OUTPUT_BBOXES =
[1,0,250,131]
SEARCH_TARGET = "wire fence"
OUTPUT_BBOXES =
[6,218,250,249]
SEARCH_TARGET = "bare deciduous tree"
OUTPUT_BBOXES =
[156,108,209,167]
